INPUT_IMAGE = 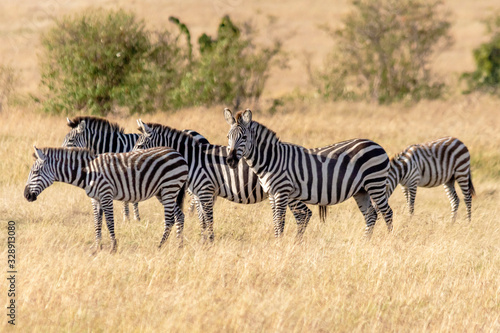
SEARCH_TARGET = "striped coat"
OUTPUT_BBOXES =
[24,146,188,252]
[387,137,475,221]
[224,108,394,238]
[134,120,314,241]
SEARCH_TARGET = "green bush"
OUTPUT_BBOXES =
[170,15,283,109]
[312,0,452,104]
[39,9,186,115]
[462,12,500,95]
[39,10,280,115]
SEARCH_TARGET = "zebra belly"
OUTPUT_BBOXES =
[291,179,363,206]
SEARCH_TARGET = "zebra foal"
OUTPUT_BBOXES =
[387,137,475,222]
[24,146,188,252]
[224,108,394,238]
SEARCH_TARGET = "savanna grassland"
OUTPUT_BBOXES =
[1,0,500,332]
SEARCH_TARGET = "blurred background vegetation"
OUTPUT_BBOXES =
[0,0,499,116]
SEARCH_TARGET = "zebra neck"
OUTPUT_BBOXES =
[387,158,410,196]
[88,129,130,153]
[245,122,282,177]
[52,156,91,189]
[158,130,200,166]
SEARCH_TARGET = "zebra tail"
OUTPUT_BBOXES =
[469,171,476,197]
[176,184,187,211]
[318,205,327,223]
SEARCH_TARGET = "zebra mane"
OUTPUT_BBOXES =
[139,122,197,142]
[33,147,97,160]
[68,116,125,134]
[249,120,280,143]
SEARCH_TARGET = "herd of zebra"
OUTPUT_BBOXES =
[24,109,475,253]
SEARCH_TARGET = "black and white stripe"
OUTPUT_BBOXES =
[224,109,394,237]
[24,146,188,252]
[62,116,206,221]
[62,116,141,221]
[387,136,475,221]
[134,120,314,241]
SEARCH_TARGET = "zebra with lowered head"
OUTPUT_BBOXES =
[62,116,208,221]
[224,108,394,238]
[24,146,188,252]
[63,116,142,221]
[134,119,316,241]
[386,136,475,222]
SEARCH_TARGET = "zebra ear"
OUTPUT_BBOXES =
[67,117,77,128]
[137,119,152,134]
[137,119,144,133]
[240,109,252,126]
[76,120,86,133]
[224,108,236,126]
[33,145,46,161]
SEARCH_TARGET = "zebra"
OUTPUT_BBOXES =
[133,119,316,241]
[224,108,394,238]
[386,137,475,222]
[63,116,142,221]
[62,116,208,221]
[24,146,188,253]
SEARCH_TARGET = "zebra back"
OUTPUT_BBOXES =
[135,121,267,204]
[63,116,139,153]
[387,137,473,196]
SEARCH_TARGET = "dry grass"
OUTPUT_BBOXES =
[2,95,500,331]
[1,0,500,331]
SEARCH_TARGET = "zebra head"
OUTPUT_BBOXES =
[24,146,55,202]
[134,119,155,151]
[62,118,87,148]
[224,108,253,169]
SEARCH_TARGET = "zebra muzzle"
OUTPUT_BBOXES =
[24,186,37,202]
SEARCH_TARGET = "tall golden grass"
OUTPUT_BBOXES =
[1,95,500,331]
[1,0,500,331]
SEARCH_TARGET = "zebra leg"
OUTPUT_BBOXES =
[456,175,473,222]
[101,197,117,253]
[91,199,103,253]
[288,200,312,240]
[122,202,130,222]
[174,204,185,248]
[194,198,208,240]
[157,190,177,249]
[269,193,289,238]
[407,184,417,216]
[133,203,140,221]
[443,179,460,223]
[187,193,197,216]
[199,195,215,242]
[353,190,379,238]
[367,186,394,233]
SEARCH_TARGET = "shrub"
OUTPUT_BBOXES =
[312,0,453,104]
[170,15,283,109]
[462,12,500,95]
[40,11,281,115]
[39,9,186,115]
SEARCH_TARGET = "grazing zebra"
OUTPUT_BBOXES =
[62,117,207,221]
[224,108,394,238]
[133,120,315,241]
[386,137,475,222]
[63,116,142,221]
[24,146,188,252]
